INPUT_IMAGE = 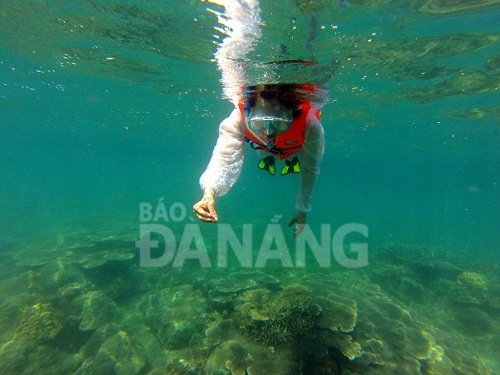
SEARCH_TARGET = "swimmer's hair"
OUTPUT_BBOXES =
[244,83,310,118]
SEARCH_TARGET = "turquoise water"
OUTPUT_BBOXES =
[1,0,499,374]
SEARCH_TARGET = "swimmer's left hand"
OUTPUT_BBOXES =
[288,212,306,238]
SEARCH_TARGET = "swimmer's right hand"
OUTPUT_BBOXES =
[193,188,218,223]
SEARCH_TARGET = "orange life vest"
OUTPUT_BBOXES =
[238,101,317,160]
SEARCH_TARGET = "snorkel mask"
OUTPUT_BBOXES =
[247,105,293,136]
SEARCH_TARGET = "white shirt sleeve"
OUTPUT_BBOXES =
[295,110,325,213]
[199,109,245,197]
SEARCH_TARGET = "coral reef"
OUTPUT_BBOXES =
[451,271,489,305]
[206,339,252,375]
[160,320,197,349]
[13,228,137,270]
[1,233,498,374]
[90,330,145,375]
[14,303,64,344]
[234,285,321,346]
[0,338,81,374]
[314,296,357,333]
[75,325,145,375]
[215,276,257,293]
[79,291,123,331]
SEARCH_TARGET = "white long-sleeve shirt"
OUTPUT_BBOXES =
[200,107,325,213]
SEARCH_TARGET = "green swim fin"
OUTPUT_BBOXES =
[281,156,300,175]
[258,155,276,175]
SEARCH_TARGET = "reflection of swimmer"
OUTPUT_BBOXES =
[337,0,350,9]
[193,83,324,238]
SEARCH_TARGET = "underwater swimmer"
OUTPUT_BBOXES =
[193,83,324,238]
